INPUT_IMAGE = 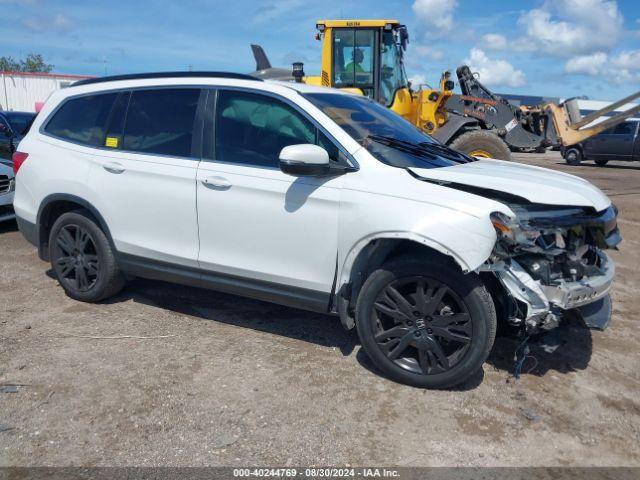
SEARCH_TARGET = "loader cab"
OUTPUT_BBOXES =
[313,20,411,113]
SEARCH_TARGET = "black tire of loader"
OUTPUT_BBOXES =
[449,130,512,161]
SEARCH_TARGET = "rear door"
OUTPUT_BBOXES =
[88,87,204,267]
[195,88,345,304]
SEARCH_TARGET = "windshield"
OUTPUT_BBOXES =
[5,113,36,135]
[304,92,473,169]
[379,30,408,106]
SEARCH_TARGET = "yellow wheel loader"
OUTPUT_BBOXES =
[250,19,640,160]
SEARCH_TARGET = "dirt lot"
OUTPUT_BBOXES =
[1,151,639,467]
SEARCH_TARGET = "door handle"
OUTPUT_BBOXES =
[103,162,126,174]
[202,175,232,189]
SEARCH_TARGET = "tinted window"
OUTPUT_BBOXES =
[5,113,35,135]
[215,90,316,168]
[45,93,117,146]
[123,88,199,157]
[613,122,633,135]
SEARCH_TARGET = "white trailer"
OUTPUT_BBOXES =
[1,71,93,113]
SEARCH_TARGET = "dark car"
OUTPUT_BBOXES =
[0,111,37,165]
[563,120,640,166]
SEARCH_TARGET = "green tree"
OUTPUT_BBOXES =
[0,56,21,72]
[0,54,53,73]
[21,53,53,73]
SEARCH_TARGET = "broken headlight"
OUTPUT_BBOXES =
[490,212,540,245]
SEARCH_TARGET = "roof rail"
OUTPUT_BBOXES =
[73,71,261,87]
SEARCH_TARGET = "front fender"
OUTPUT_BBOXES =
[338,226,497,290]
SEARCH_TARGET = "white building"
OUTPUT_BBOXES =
[1,71,93,113]
[574,99,639,123]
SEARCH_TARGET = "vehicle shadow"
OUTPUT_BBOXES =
[0,218,18,234]
[487,314,593,377]
[50,273,594,388]
[560,162,640,171]
[107,277,360,357]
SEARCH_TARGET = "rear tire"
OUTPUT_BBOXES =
[49,210,125,302]
[449,130,512,161]
[564,147,582,165]
[595,159,609,166]
[355,256,497,389]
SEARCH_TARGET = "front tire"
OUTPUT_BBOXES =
[564,147,582,165]
[355,257,497,389]
[449,130,512,161]
[49,210,125,302]
[595,159,609,166]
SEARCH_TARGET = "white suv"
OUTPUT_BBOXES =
[13,72,620,388]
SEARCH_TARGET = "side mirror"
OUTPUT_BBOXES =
[279,144,330,176]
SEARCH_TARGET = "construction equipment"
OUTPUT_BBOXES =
[448,65,640,153]
[250,19,640,160]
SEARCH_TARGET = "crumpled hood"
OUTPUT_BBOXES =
[408,158,611,212]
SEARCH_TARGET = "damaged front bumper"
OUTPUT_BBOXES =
[495,251,615,331]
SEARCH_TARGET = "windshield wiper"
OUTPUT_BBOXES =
[365,135,445,167]
[417,141,476,163]
[367,135,474,164]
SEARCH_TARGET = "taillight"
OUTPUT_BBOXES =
[12,151,28,175]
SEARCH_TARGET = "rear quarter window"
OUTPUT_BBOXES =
[44,93,118,146]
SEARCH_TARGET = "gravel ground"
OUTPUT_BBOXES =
[1,151,639,467]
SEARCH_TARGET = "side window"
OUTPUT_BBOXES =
[613,122,632,135]
[215,90,316,168]
[44,93,117,146]
[123,88,200,157]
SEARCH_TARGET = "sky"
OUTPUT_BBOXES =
[1,0,639,101]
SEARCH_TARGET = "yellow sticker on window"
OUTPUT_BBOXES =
[105,137,119,148]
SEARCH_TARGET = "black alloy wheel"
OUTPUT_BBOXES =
[355,257,496,388]
[52,224,100,293]
[372,276,472,375]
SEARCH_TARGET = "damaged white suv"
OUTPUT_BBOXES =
[13,73,620,388]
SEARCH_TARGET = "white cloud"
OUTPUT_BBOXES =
[410,43,444,61]
[565,52,608,75]
[517,0,623,57]
[610,49,640,83]
[463,48,525,88]
[251,0,304,25]
[563,49,640,83]
[480,33,507,51]
[408,74,428,87]
[611,49,640,70]
[23,13,74,32]
[412,0,458,37]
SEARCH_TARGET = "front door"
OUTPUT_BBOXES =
[196,89,343,305]
[606,122,636,160]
